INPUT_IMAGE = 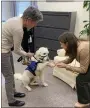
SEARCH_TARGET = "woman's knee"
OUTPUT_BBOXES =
[76,75,89,88]
[76,75,84,86]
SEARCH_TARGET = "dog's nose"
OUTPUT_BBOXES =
[47,57,50,61]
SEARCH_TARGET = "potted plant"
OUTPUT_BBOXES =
[79,1,90,39]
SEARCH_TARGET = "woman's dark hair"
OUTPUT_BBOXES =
[58,32,79,59]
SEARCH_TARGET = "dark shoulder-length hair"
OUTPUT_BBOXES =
[58,32,79,59]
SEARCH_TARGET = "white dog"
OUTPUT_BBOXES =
[14,47,50,91]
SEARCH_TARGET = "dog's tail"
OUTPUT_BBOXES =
[14,73,22,81]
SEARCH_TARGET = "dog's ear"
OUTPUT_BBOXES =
[45,47,49,53]
[45,47,48,50]
[35,50,40,56]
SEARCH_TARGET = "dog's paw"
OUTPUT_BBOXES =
[28,88,32,92]
[43,83,48,87]
[25,86,32,92]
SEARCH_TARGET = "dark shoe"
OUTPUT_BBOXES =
[14,92,26,98]
[9,100,25,106]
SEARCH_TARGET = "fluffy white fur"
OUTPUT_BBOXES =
[14,47,49,91]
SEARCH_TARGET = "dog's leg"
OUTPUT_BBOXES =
[39,71,48,87]
[21,71,32,92]
[30,82,39,86]
[25,85,32,91]
[22,81,32,92]
[30,77,39,86]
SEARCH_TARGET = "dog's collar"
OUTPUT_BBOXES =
[40,55,48,57]
[33,56,43,63]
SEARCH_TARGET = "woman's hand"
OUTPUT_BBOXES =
[56,62,67,68]
[26,52,34,58]
[47,60,56,67]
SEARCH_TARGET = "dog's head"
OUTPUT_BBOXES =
[34,47,49,62]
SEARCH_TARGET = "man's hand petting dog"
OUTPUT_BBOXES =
[26,52,34,58]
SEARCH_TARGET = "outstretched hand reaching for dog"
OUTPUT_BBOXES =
[47,60,56,67]
[47,61,67,68]
[56,62,67,68]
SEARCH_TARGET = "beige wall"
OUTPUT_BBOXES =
[37,2,89,38]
